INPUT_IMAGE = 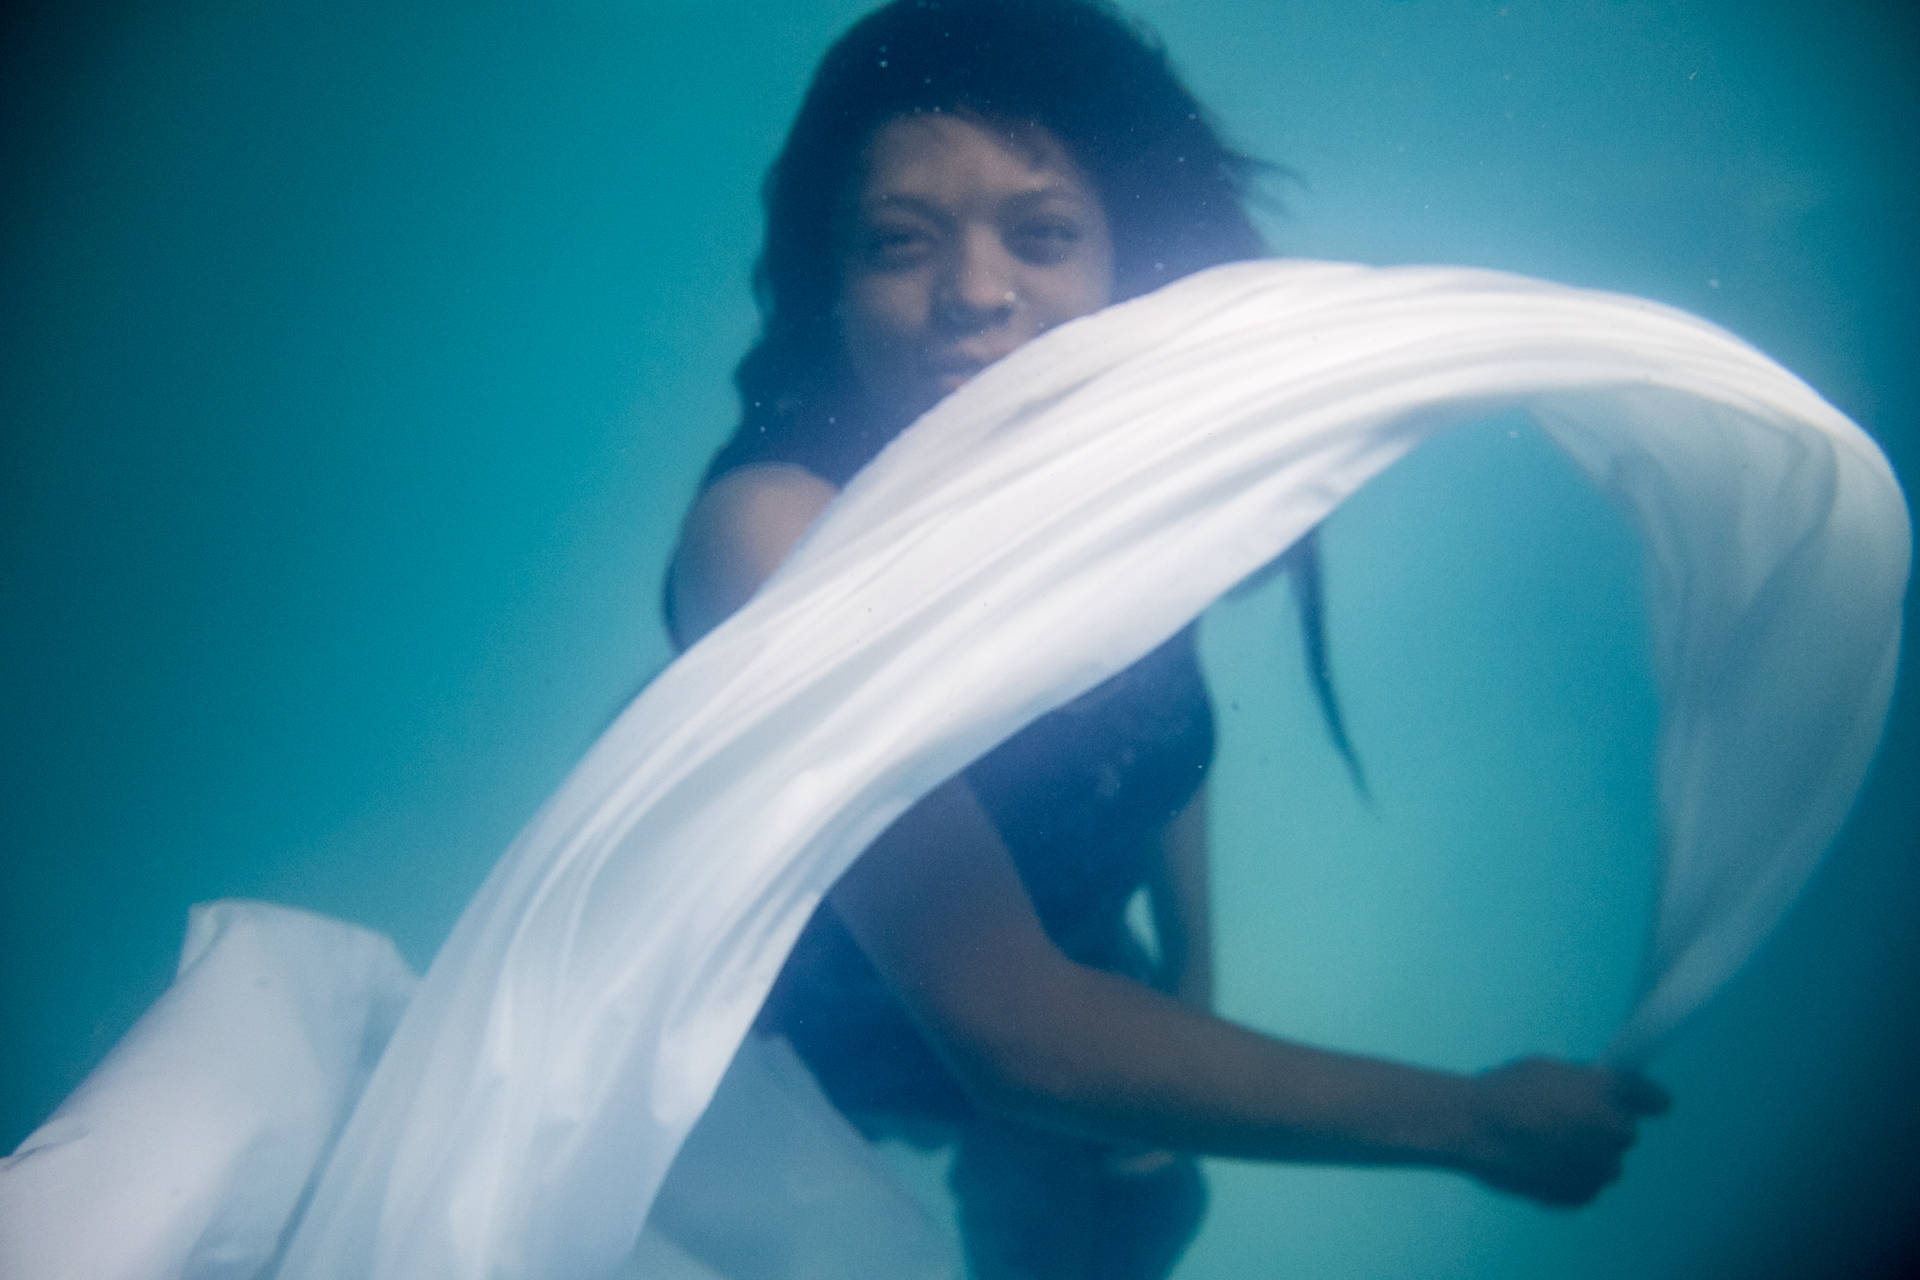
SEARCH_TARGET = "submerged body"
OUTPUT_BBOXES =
[667,44,1667,1271]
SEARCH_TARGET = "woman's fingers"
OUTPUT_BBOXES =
[1465,1058,1671,1207]
[1611,1069,1673,1117]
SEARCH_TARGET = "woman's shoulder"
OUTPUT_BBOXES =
[669,463,839,646]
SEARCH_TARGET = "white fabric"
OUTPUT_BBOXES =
[1,261,1906,1280]
[0,902,415,1280]
[644,1034,956,1280]
[0,902,959,1280]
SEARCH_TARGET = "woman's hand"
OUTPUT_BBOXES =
[1459,1058,1671,1207]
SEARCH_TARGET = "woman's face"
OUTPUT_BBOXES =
[836,113,1115,422]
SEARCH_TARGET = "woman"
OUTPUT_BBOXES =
[665,2,1667,1276]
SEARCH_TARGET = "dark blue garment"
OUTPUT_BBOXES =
[757,622,1215,1141]
[670,407,1216,1142]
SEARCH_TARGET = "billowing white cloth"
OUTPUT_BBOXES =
[0,902,955,1280]
[1,261,1907,1280]
[0,902,416,1280]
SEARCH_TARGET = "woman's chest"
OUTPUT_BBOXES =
[965,625,1215,923]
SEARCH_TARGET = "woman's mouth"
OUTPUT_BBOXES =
[927,348,1009,392]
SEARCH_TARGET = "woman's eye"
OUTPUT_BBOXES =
[1011,220,1083,264]
[862,227,933,268]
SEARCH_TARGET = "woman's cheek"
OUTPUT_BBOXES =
[852,272,933,340]
[842,284,932,394]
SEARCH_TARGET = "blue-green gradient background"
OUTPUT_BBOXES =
[4,3,1915,1276]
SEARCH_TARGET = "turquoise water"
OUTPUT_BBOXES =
[2,2,1914,1276]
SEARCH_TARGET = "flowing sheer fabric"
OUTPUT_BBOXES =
[2,261,1907,1280]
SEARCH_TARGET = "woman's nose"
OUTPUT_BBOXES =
[934,230,1018,330]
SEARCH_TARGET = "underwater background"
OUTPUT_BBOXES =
[3,1,1915,1276]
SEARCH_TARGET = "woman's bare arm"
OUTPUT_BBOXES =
[667,462,839,649]
[667,463,1667,1204]
[829,777,1663,1201]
